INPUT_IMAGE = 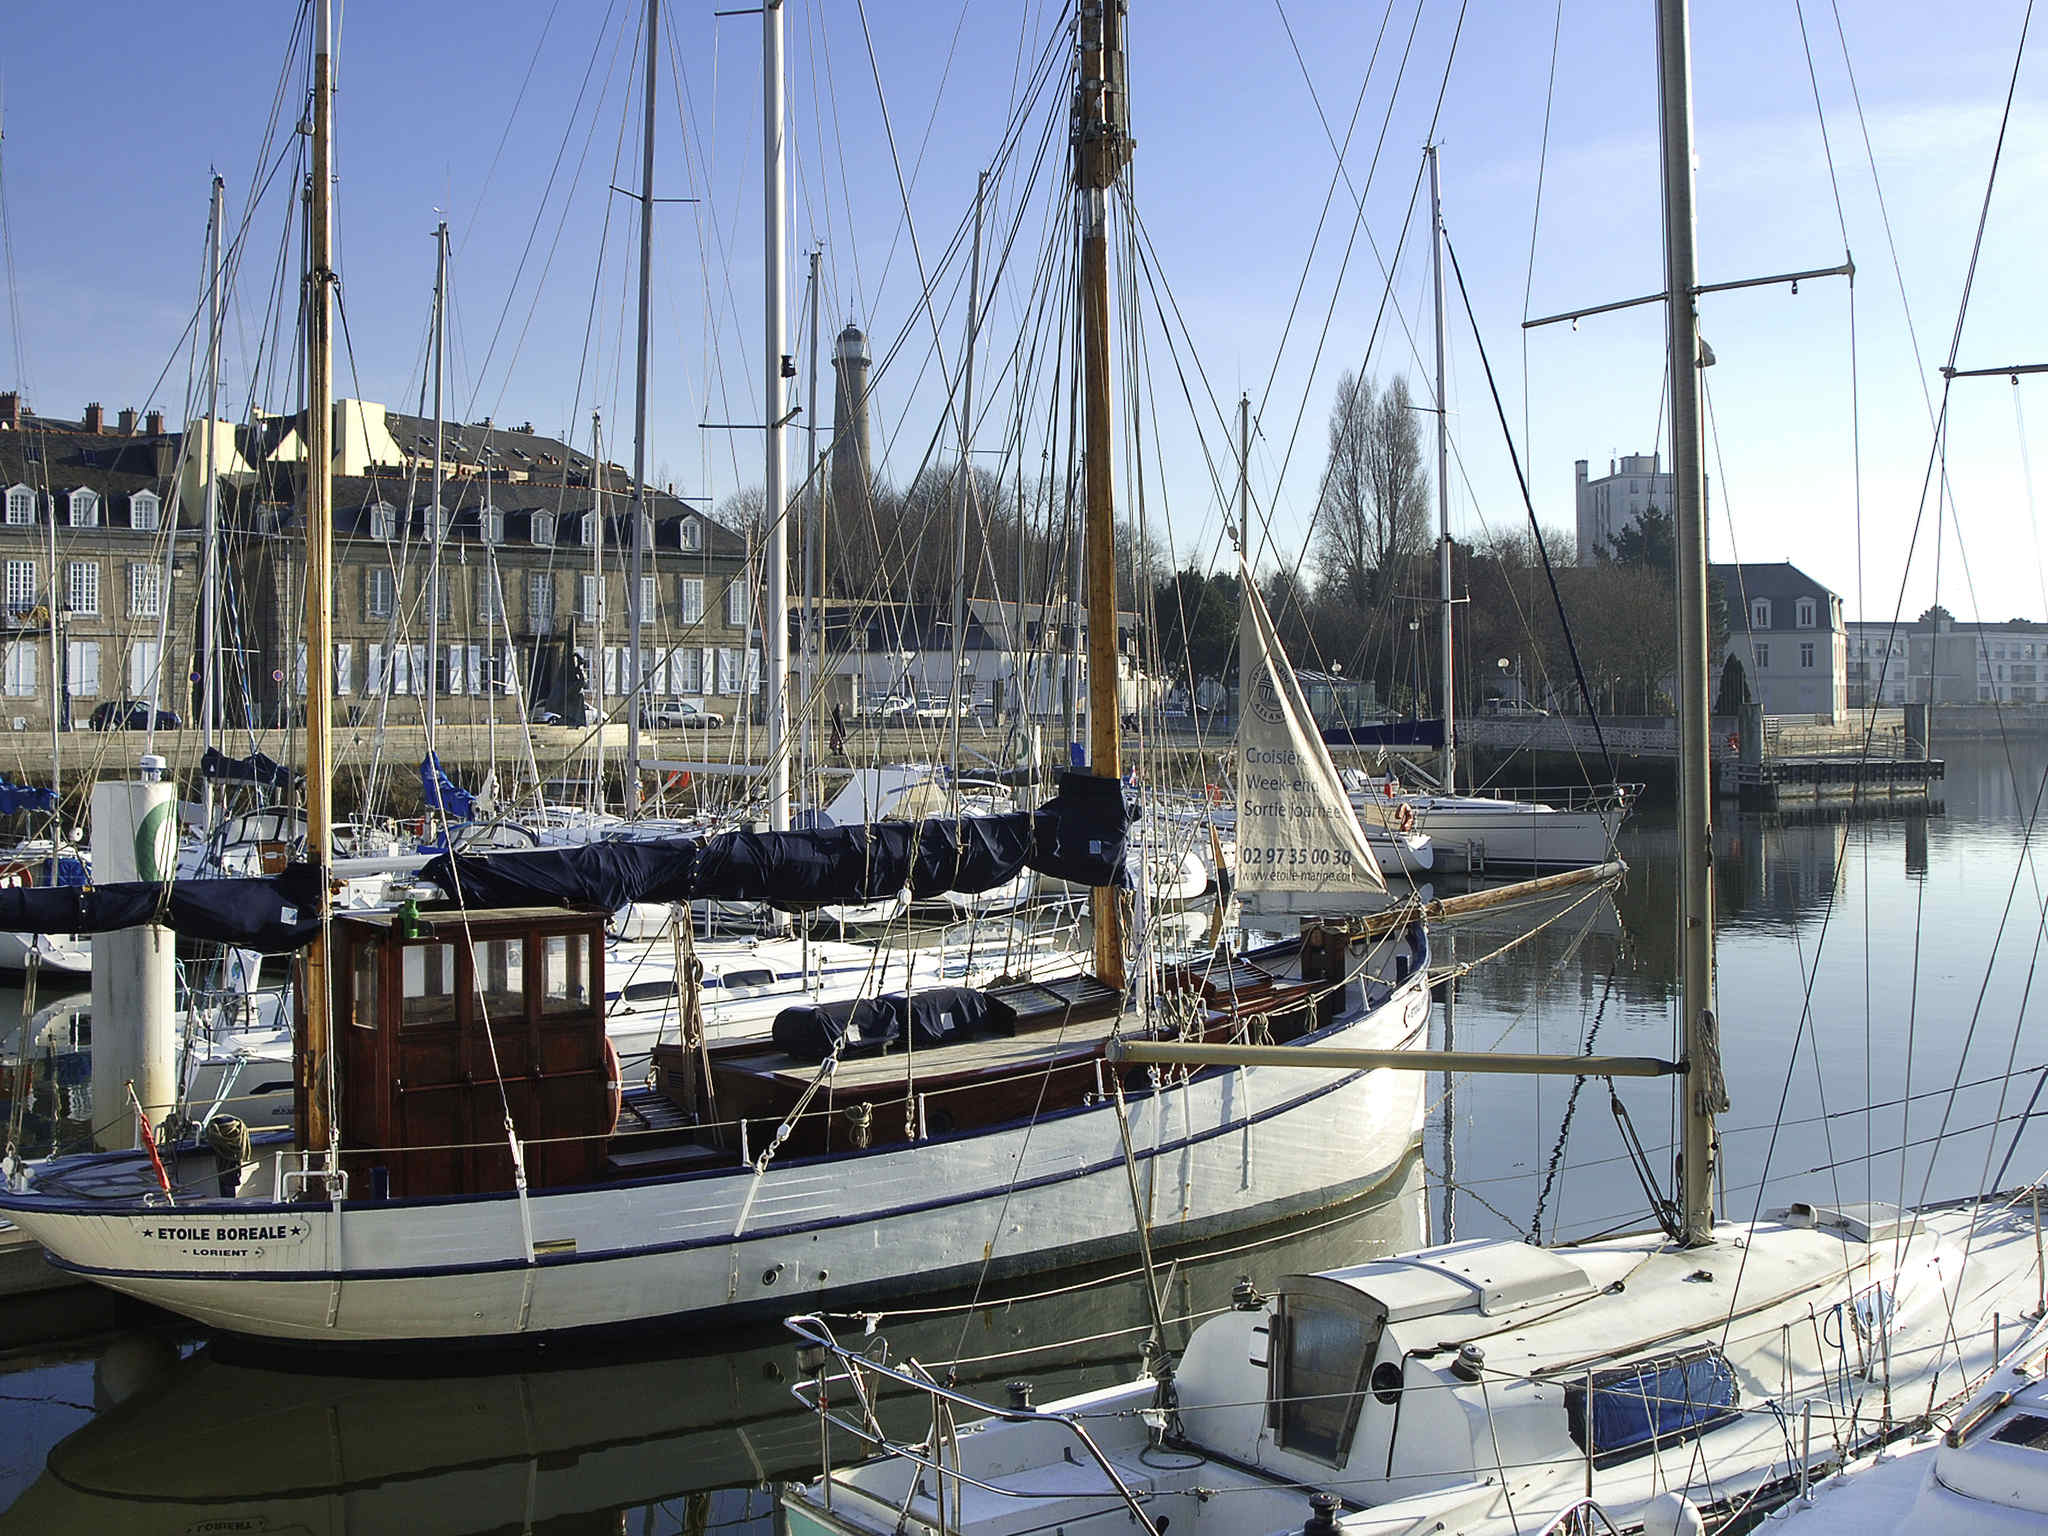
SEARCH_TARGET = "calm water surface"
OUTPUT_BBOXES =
[1,736,2045,1529]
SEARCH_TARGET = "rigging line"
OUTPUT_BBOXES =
[455,0,567,260]
[1939,0,2035,374]
[861,0,978,310]
[1790,0,1853,252]
[1440,226,1614,779]
[1518,0,1564,467]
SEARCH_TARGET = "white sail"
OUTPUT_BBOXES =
[1235,566,1385,914]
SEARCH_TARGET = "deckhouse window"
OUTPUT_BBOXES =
[1269,1294,1377,1465]
[1565,1347,1737,1461]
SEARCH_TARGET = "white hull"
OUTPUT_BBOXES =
[0,928,91,974]
[1355,793,1621,869]
[0,961,1430,1343]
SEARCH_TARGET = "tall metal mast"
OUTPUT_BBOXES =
[1657,0,1723,1244]
[761,0,791,831]
[624,0,658,818]
[201,174,224,825]
[426,220,447,779]
[1237,393,1250,556]
[1427,144,1455,795]
[590,411,607,808]
[949,170,987,802]
[301,0,338,1161]
[802,245,821,812]
[1075,0,1131,990]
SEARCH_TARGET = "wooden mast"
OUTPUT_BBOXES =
[1075,0,1130,990]
[301,0,337,1160]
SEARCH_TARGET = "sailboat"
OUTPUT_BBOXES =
[775,4,2048,1533]
[0,0,1434,1347]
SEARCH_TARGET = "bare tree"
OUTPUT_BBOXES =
[1313,371,1432,611]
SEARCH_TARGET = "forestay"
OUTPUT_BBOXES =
[1236,566,1386,914]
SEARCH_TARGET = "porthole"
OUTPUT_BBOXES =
[1371,1361,1403,1405]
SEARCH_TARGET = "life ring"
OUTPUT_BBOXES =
[1396,803,1416,835]
[602,1036,623,1135]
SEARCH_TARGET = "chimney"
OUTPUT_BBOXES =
[117,406,138,434]
[84,401,105,434]
[0,392,17,430]
[144,409,164,435]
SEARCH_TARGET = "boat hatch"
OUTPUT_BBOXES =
[311,907,614,1198]
[1781,1201,1921,1244]
[1564,1346,1738,1465]
[1400,1238,1598,1316]
[1268,1284,1383,1465]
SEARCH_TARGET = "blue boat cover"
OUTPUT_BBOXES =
[1565,1347,1738,1461]
[201,747,297,789]
[419,753,477,822]
[771,985,1017,1062]
[0,775,1135,949]
[0,777,56,816]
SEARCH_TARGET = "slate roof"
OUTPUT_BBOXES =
[1712,561,1840,633]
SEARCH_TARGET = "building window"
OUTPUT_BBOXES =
[477,570,503,622]
[678,576,704,625]
[1800,641,1815,669]
[579,572,600,621]
[66,561,98,616]
[1749,598,1771,631]
[726,579,749,628]
[335,642,353,695]
[481,509,504,545]
[669,646,701,692]
[531,512,555,547]
[426,503,452,540]
[528,571,555,633]
[5,560,36,614]
[365,567,395,620]
[680,517,703,552]
[67,489,99,528]
[129,490,160,531]
[638,574,657,624]
[128,639,160,695]
[368,501,398,540]
[1755,642,1770,670]
[1796,597,1816,629]
[128,563,161,618]
[64,639,99,698]
[3,641,35,697]
[579,513,597,547]
[4,486,31,526]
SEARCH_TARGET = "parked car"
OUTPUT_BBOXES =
[864,694,916,724]
[1483,697,1549,717]
[87,699,181,732]
[640,699,725,729]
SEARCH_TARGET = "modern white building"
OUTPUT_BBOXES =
[1847,611,2048,706]
[1575,452,1694,564]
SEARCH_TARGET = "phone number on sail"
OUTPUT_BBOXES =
[1239,846,1353,867]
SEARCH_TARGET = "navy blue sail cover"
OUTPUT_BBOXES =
[1564,1347,1738,1460]
[419,753,478,821]
[202,747,297,789]
[771,985,1017,1062]
[0,776,56,815]
[0,774,1133,948]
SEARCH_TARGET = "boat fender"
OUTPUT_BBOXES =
[603,1037,623,1135]
[1639,1493,1703,1536]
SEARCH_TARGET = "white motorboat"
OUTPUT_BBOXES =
[1349,778,1627,872]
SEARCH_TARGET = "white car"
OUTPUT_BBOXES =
[640,700,726,729]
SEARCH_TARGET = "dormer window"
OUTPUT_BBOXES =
[680,517,703,552]
[579,512,597,547]
[67,488,99,528]
[532,512,555,547]
[4,486,32,526]
[637,513,654,548]
[129,490,161,531]
[368,501,398,541]
[481,509,505,545]
[1749,598,1771,632]
[1795,597,1816,629]
[425,503,452,540]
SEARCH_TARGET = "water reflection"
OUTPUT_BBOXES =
[1,1154,1427,1532]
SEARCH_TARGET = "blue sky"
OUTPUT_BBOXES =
[1,0,2041,623]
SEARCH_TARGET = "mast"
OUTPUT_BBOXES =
[1237,392,1250,556]
[201,174,224,824]
[1075,0,1130,989]
[590,411,606,808]
[625,0,657,818]
[802,245,821,812]
[761,0,791,831]
[301,0,337,1160]
[950,170,987,803]
[1427,144,1455,794]
[426,219,447,780]
[1657,0,1721,1244]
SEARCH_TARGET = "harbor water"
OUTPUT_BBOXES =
[0,737,2044,1530]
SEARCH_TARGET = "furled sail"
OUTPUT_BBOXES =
[1236,569,1386,914]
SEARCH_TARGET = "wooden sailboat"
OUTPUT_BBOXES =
[0,0,1433,1347]
[776,3,2048,1532]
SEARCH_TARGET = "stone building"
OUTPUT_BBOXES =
[1713,560,1848,719]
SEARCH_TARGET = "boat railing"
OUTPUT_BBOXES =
[783,1312,1162,1536]
[1535,1500,1628,1536]
[1454,782,1642,814]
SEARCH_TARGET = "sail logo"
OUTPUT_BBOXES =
[1249,664,1285,726]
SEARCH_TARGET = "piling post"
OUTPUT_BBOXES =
[90,757,177,1149]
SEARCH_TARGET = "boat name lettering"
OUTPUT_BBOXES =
[138,1218,310,1246]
